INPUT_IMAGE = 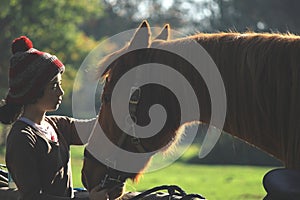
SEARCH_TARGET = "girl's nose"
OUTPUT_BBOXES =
[58,85,64,96]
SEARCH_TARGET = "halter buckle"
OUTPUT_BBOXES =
[129,87,141,104]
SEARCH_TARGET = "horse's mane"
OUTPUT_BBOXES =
[184,32,300,168]
[97,44,129,82]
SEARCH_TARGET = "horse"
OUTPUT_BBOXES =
[81,20,300,199]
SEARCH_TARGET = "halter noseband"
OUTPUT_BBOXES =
[83,149,126,189]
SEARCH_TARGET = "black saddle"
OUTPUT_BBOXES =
[263,168,300,200]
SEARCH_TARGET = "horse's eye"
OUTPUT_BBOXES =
[102,95,111,104]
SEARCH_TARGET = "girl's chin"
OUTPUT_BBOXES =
[47,104,61,112]
[54,104,61,110]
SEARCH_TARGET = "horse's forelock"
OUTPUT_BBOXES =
[97,44,130,82]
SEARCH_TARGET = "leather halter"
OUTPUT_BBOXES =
[83,149,126,188]
[102,86,148,153]
[85,85,149,189]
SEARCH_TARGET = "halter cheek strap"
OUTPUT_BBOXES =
[117,86,148,153]
[97,86,148,152]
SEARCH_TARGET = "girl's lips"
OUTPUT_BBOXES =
[57,98,63,104]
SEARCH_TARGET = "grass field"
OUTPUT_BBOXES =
[70,146,275,200]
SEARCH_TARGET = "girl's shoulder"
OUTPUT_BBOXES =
[7,120,39,145]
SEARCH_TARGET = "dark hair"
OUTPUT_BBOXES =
[0,102,23,125]
[0,86,46,125]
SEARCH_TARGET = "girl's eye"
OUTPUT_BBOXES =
[102,95,111,104]
[52,83,58,90]
[52,82,62,90]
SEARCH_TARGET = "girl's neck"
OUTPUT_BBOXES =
[22,105,46,125]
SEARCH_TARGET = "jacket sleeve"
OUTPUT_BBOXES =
[46,116,97,145]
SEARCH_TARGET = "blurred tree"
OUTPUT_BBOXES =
[212,0,300,33]
[81,1,137,40]
[95,0,300,35]
[82,0,220,38]
[0,0,103,104]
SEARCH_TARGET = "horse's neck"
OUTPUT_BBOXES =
[189,33,285,162]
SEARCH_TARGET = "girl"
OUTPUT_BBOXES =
[0,36,108,200]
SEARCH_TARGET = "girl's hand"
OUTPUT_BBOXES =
[89,185,108,200]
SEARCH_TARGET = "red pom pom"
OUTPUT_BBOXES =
[11,36,33,54]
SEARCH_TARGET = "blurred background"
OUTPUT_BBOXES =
[1,0,298,199]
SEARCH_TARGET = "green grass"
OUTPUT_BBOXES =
[126,164,271,200]
[70,146,274,200]
[70,146,85,188]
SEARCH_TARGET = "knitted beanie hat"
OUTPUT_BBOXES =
[5,36,65,105]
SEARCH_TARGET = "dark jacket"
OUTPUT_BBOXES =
[5,115,95,200]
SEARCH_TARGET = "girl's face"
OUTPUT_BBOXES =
[36,73,64,112]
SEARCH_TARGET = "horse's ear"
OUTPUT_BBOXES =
[154,24,170,41]
[129,20,151,49]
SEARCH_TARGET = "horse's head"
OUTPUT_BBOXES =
[81,21,184,199]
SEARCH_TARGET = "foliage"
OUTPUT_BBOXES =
[211,0,300,33]
[97,0,300,35]
[81,0,221,38]
[80,1,138,40]
[0,0,103,101]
